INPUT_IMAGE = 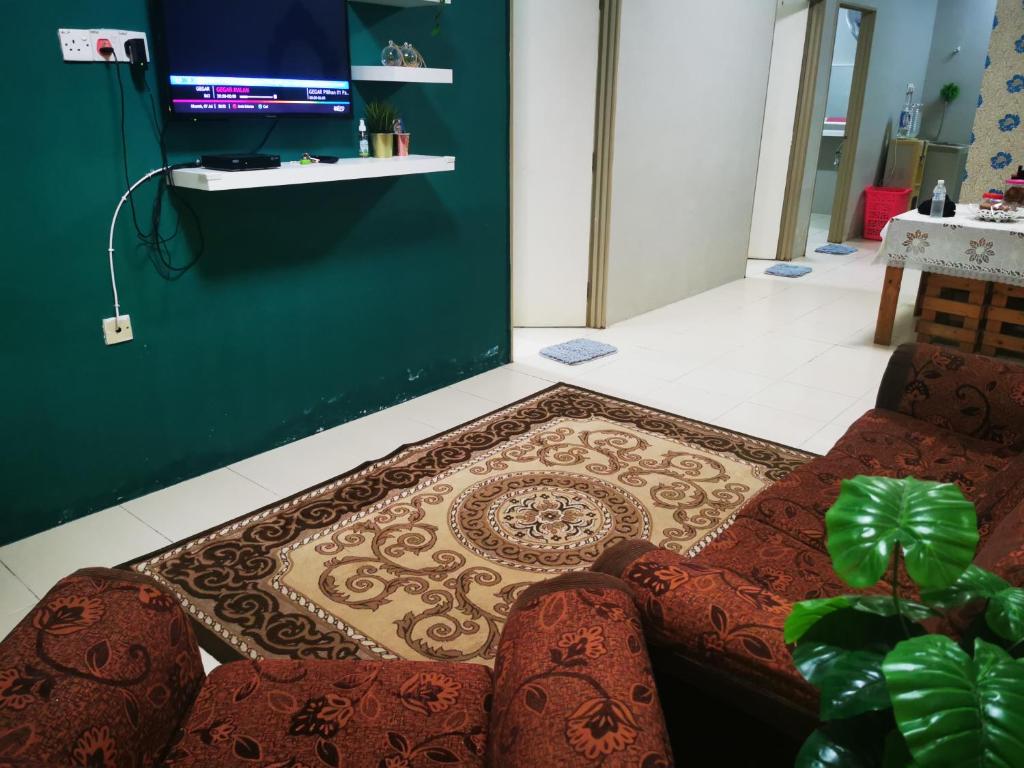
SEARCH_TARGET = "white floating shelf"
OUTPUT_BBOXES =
[352,65,453,84]
[823,129,846,138]
[171,155,455,192]
[350,0,449,7]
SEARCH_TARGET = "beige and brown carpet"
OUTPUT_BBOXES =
[129,384,813,665]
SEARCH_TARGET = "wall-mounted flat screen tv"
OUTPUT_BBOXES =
[153,0,352,118]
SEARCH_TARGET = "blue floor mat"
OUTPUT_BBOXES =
[540,338,617,365]
[765,264,812,278]
[814,243,858,255]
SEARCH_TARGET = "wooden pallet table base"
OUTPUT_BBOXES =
[980,283,1024,358]
[915,274,990,352]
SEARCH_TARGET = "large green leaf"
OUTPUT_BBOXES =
[793,643,891,720]
[923,565,1024,644]
[796,727,874,768]
[787,596,935,644]
[883,636,1024,767]
[825,477,978,590]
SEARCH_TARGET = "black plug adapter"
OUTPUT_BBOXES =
[125,38,148,71]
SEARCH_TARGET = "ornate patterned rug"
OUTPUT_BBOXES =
[128,384,813,665]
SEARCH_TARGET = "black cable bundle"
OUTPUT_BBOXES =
[111,53,205,280]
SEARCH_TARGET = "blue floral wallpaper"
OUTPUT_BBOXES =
[963,0,1024,199]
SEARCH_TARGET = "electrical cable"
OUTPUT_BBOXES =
[104,52,207,323]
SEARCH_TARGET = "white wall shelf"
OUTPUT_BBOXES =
[350,0,449,7]
[823,129,846,138]
[170,155,455,192]
[352,66,453,84]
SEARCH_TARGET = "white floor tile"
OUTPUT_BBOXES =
[0,605,31,644]
[715,402,827,448]
[675,362,774,400]
[784,344,892,398]
[718,337,832,379]
[452,367,553,403]
[315,410,439,465]
[231,433,367,498]
[748,381,857,423]
[0,507,169,597]
[124,469,278,542]
[389,385,504,432]
[801,395,876,454]
[643,381,746,423]
[200,648,221,674]
[0,564,37,610]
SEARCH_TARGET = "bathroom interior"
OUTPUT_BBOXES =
[808,0,997,249]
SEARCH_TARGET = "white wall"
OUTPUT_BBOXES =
[605,0,778,323]
[920,0,996,146]
[749,0,809,260]
[511,0,600,327]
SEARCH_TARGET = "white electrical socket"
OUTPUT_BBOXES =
[58,28,149,63]
[58,29,93,62]
[102,315,134,346]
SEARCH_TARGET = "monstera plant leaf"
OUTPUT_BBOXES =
[795,715,897,768]
[826,477,978,590]
[786,596,934,644]
[793,643,891,720]
[883,636,1024,767]
[922,565,1024,644]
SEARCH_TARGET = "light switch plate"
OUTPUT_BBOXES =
[58,28,149,63]
[102,315,134,345]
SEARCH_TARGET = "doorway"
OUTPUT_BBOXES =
[779,2,876,261]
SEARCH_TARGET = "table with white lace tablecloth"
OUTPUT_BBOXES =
[872,206,1024,345]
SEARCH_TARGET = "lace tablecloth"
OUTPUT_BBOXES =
[876,206,1024,286]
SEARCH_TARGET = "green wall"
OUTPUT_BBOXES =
[0,2,510,545]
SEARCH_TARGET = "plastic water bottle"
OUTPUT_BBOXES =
[930,179,947,218]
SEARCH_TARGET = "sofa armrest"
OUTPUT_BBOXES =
[594,540,817,724]
[876,342,1024,451]
[487,572,673,768]
[0,567,204,767]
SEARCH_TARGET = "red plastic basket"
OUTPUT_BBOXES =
[863,186,913,240]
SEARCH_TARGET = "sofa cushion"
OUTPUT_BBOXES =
[745,408,1017,554]
[166,659,492,768]
[976,500,1024,587]
[0,568,204,768]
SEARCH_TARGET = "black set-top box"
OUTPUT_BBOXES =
[200,153,281,172]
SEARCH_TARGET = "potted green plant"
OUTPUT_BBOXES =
[785,475,1024,766]
[365,101,399,158]
[934,82,960,143]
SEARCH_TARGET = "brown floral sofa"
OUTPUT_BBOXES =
[595,342,1024,736]
[0,569,673,767]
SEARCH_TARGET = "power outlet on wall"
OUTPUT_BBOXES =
[102,315,134,346]
[58,28,149,63]
[57,29,93,62]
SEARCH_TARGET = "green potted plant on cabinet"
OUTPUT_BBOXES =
[934,82,960,143]
[785,475,1024,767]
[365,101,399,159]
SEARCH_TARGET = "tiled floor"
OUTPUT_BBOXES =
[0,225,918,672]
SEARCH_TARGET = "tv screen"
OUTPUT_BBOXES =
[154,0,352,118]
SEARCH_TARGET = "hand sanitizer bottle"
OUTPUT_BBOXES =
[930,179,946,218]
[358,119,369,158]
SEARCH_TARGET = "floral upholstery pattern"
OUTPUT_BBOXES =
[488,573,673,768]
[745,407,1020,551]
[0,568,204,768]
[167,659,492,768]
[1,568,671,768]
[597,344,1024,716]
[877,343,1024,451]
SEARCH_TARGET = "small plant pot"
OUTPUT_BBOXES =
[371,133,394,158]
[395,133,411,157]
